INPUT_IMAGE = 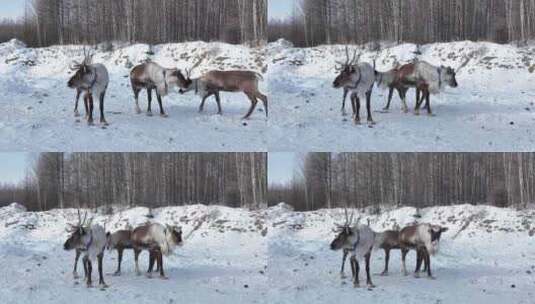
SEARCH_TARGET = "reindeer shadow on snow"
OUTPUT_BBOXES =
[333,46,469,125]
[330,209,448,289]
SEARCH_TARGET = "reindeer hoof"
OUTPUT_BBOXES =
[112,271,121,276]
[87,120,94,126]
[136,272,142,276]
[74,111,80,117]
[428,276,436,280]
[101,120,109,126]
[353,282,360,288]
[86,282,93,288]
[159,275,169,280]
[367,283,376,289]
[380,271,388,276]
[146,273,153,279]
[99,283,109,289]
[146,112,153,117]
[160,113,168,118]
[73,272,80,279]
[382,108,389,112]
[340,273,346,279]
[414,273,421,279]
[136,109,142,114]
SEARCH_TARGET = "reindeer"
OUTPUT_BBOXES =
[330,209,375,288]
[399,223,448,278]
[333,47,376,125]
[67,49,110,126]
[130,62,191,117]
[392,58,469,115]
[374,59,422,113]
[63,210,108,288]
[106,228,162,275]
[179,57,268,119]
[131,223,183,279]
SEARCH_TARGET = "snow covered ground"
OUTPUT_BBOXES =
[267,40,535,151]
[267,203,535,304]
[0,40,267,151]
[1,202,534,303]
[0,203,268,304]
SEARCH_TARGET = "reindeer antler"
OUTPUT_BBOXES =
[185,52,207,79]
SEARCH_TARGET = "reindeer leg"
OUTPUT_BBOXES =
[133,87,142,114]
[425,92,433,116]
[156,93,167,117]
[114,248,123,276]
[214,91,223,115]
[365,252,375,288]
[383,87,394,111]
[147,250,155,278]
[415,249,423,278]
[341,88,349,115]
[425,249,434,279]
[353,95,361,125]
[74,89,82,117]
[243,93,258,120]
[353,256,360,288]
[83,94,89,120]
[366,90,375,125]
[340,249,348,278]
[84,257,93,288]
[401,248,409,276]
[87,94,94,126]
[146,88,153,116]
[350,255,359,287]
[414,92,425,116]
[134,249,141,276]
[158,251,167,279]
[99,90,108,126]
[199,93,213,113]
[257,92,268,117]
[73,249,81,279]
[400,88,409,113]
[98,253,107,288]
[416,89,421,110]
[381,248,390,276]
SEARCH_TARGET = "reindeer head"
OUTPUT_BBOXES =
[67,48,94,90]
[178,54,206,94]
[63,210,93,251]
[166,225,183,247]
[330,209,358,251]
[333,46,361,89]
[441,66,458,88]
[427,224,448,255]
[167,69,191,90]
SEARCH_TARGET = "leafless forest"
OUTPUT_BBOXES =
[0,153,267,211]
[269,153,535,211]
[0,0,267,46]
[269,0,535,46]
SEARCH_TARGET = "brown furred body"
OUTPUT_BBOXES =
[187,70,268,119]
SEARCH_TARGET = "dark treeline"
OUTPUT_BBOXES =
[269,0,535,47]
[268,153,535,211]
[0,153,267,211]
[0,0,267,47]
